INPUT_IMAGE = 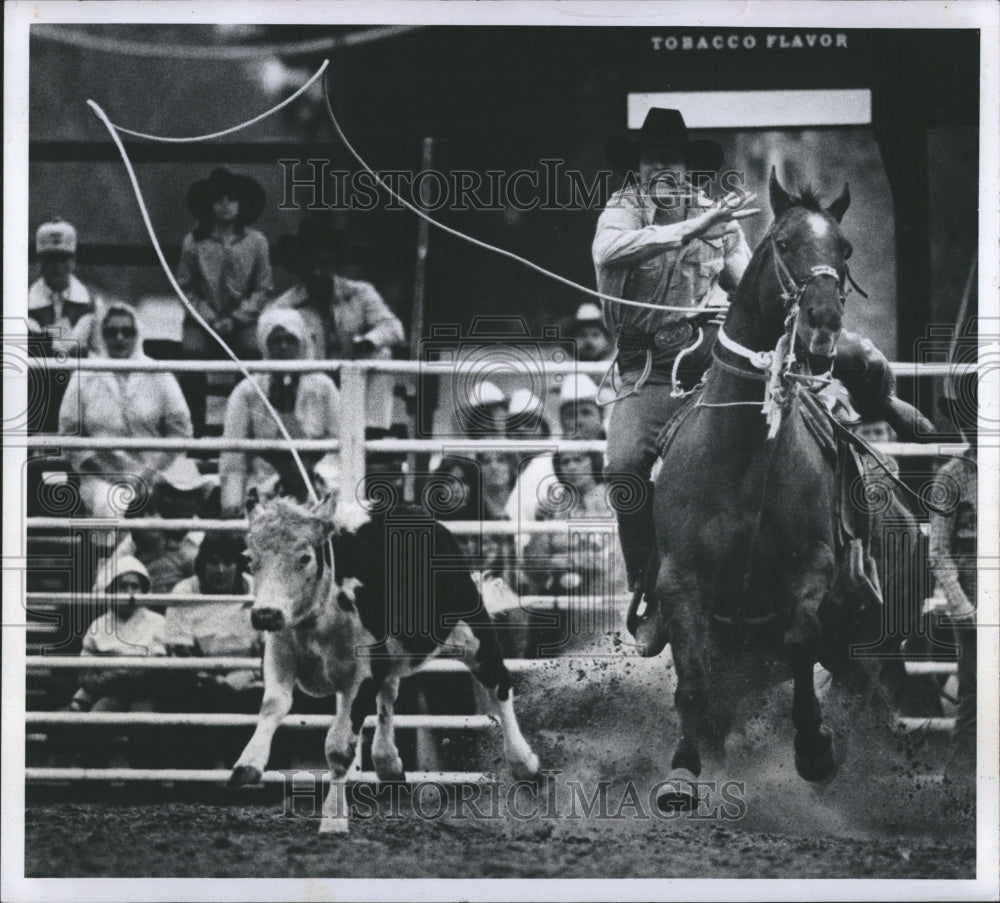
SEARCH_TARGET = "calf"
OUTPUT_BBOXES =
[228,490,539,834]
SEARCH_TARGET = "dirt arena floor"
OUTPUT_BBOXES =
[25,656,977,879]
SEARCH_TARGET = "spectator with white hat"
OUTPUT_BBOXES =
[567,302,614,364]
[453,378,509,438]
[29,218,102,354]
[556,373,606,440]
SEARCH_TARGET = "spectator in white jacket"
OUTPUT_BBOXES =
[57,301,193,518]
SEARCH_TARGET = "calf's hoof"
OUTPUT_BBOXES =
[374,755,406,784]
[510,751,540,781]
[228,764,262,787]
[655,768,700,813]
[319,817,349,835]
[794,725,837,783]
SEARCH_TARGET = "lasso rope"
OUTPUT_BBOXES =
[86,65,332,504]
[111,62,328,143]
[320,72,730,316]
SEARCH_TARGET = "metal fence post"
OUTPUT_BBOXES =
[339,363,368,508]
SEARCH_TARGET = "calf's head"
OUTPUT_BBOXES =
[244,490,338,631]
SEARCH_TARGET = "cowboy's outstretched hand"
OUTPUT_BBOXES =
[687,191,759,241]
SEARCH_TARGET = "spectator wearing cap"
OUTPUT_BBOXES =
[29,218,101,356]
[57,301,193,519]
[268,215,404,428]
[219,307,341,517]
[113,455,213,596]
[176,168,273,433]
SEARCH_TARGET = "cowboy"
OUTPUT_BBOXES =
[594,108,935,646]
[268,214,404,427]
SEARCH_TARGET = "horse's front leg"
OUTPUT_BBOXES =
[229,636,295,786]
[655,559,713,812]
[786,544,838,782]
[320,678,365,835]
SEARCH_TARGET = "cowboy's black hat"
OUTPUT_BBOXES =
[606,108,723,174]
[186,168,267,223]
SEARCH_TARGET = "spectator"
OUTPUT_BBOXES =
[505,373,605,528]
[176,168,273,434]
[566,302,614,364]
[557,373,606,440]
[28,218,101,356]
[853,418,900,479]
[505,388,551,441]
[929,434,977,762]
[114,456,211,597]
[57,301,193,519]
[454,379,509,439]
[162,532,260,714]
[269,215,404,428]
[525,451,617,591]
[219,308,340,516]
[65,555,165,714]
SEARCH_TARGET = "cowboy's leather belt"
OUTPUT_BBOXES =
[617,322,695,355]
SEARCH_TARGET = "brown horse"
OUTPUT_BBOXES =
[649,169,921,809]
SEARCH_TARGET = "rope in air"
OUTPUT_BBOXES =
[86,63,335,505]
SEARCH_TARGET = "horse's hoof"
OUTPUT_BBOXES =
[655,768,700,813]
[795,725,837,783]
[511,752,540,781]
[228,764,262,787]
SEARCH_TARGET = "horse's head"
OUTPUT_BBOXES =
[733,168,853,358]
[244,488,338,631]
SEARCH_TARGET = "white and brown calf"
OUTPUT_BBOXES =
[229,491,539,834]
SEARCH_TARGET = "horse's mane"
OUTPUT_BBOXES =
[784,183,827,215]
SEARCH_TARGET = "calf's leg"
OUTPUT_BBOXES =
[371,677,406,782]
[457,619,539,780]
[320,680,364,835]
[229,639,294,786]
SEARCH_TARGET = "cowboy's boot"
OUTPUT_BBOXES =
[833,332,936,443]
[625,557,670,658]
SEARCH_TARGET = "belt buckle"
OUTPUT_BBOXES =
[653,322,692,352]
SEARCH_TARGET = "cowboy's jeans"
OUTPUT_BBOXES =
[604,372,691,589]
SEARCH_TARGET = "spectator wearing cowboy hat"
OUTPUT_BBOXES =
[267,214,404,428]
[176,167,273,433]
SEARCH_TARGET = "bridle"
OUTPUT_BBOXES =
[716,220,866,376]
